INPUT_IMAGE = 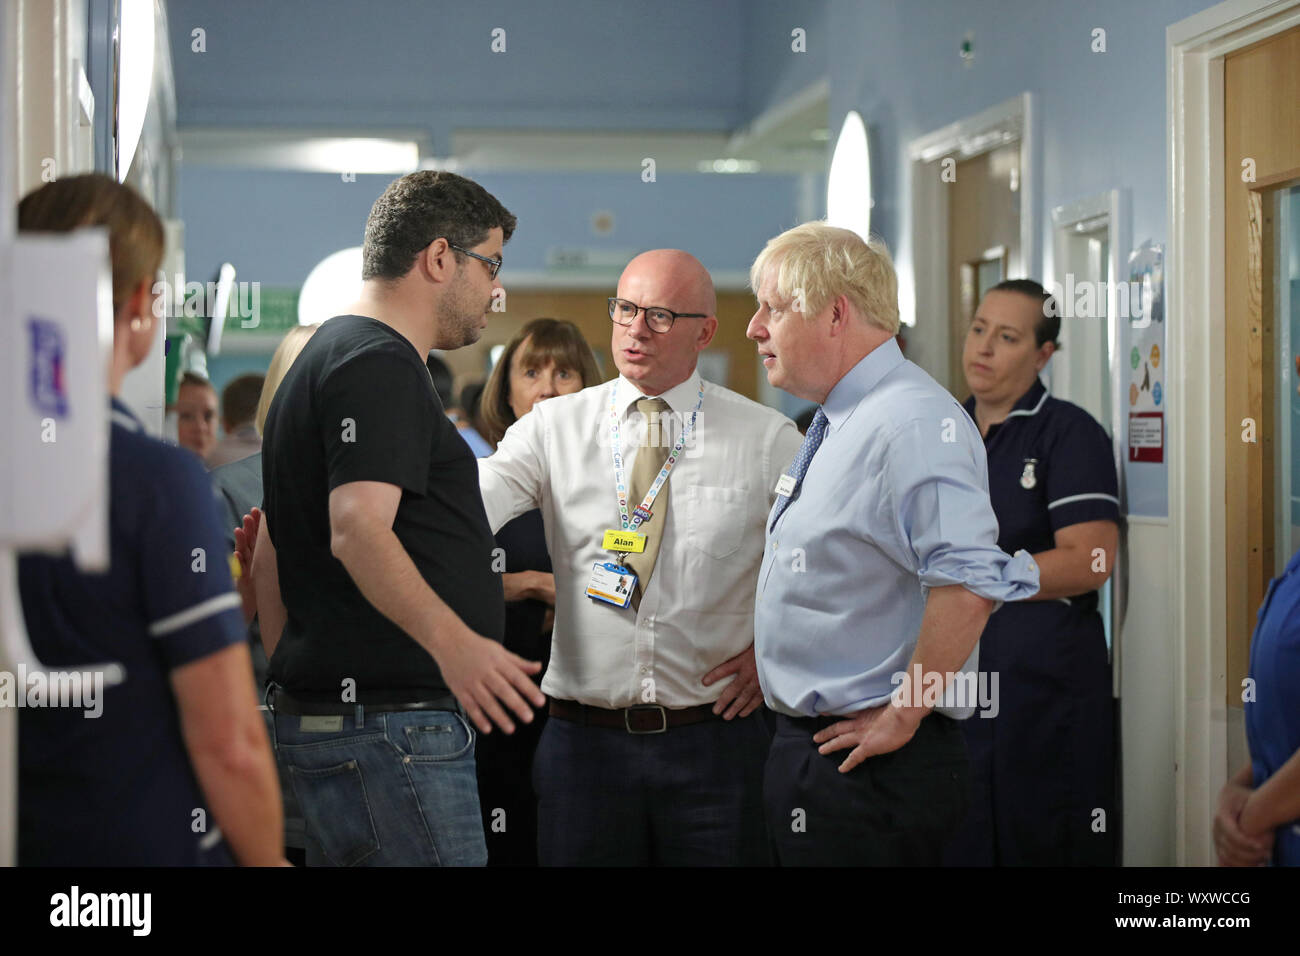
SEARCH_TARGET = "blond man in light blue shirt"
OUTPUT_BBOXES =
[747,222,1039,866]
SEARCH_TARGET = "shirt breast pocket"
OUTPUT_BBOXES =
[682,485,749,559]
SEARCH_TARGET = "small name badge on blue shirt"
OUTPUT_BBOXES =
[775,474,797,497]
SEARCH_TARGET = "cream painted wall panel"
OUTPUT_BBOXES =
[16,0,90,192]
[1120,518,1177,865]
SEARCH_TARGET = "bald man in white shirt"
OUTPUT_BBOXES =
[479,250,802,866]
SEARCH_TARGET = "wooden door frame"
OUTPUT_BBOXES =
[905,92,1037,387]
[952,245,1009,388]
[1167,0,1300,866]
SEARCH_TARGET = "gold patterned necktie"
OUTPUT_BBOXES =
[624,397,672,610]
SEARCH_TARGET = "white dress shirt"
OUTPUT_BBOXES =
[479,369,803,708]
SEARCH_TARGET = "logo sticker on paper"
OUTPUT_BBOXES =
[28,317,69,418]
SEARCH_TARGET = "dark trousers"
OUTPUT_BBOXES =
[476,704,547,866]
[534,709,772,866]
[764,712,970,866]
[942,605,1118,866]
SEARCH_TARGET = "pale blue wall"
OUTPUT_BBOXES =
[178,167,811,287]
[821,0,1220,516]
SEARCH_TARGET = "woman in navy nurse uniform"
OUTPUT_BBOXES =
[16,175,285,866]
[943,279,1121,866]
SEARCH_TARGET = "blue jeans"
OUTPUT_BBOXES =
[259,707,306,851]
[271,706,487,866]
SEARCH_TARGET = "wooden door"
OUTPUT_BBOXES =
[947,143,1021,394]
[1223,25,1300,705]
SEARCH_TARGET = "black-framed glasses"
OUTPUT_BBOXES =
[608,297,707,334]
[448,243,503,279]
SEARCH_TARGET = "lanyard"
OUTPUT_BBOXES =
[609,383,704,535]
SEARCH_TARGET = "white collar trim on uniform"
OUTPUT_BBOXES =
[109,398,142,433]
[1003,389,1049,420]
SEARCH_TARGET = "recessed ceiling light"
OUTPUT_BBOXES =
[697,158,761,174]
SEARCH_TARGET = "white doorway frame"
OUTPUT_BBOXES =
[1050,189,1129,447]
[906,92,1037,384]
[1049,189,1131,697]
[1168,0,1300,865]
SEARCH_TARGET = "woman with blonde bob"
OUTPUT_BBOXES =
[475,316,601,865]
[211,321,319,866]
[213,323,319,629]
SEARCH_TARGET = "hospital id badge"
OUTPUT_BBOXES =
[587,562,637,609]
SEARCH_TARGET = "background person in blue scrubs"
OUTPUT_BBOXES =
[1214,546,1300,867]
[943,279,1120,866]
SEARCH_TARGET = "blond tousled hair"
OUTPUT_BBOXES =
[749,221,900,334]
[256,324,319,434]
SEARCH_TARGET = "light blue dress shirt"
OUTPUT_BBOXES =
[754,338,1040,718]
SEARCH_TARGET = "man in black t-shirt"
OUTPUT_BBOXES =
[255,171,545,866]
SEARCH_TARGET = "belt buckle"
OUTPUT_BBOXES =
[624,704,668,734]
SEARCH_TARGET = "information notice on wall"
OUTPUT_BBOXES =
[1126,242,1164,464]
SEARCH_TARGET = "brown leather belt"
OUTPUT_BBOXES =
[548,698,720,734]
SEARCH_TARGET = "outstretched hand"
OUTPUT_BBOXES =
[233,506,262,625]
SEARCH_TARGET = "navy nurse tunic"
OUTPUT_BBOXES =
[944,378,1121,866]
[17,397,246,865]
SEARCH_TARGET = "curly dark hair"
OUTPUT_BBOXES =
[362,170,517,281]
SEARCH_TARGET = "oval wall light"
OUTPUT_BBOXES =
[298,247,364,326]
[826,110,871,239]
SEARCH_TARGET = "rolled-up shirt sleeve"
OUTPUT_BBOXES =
[478,406,548,534]
[883,417,1039,607]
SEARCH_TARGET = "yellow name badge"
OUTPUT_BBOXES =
[602,529,647,553]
